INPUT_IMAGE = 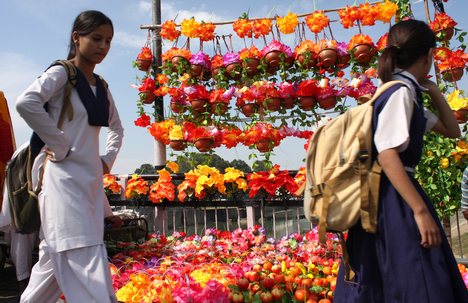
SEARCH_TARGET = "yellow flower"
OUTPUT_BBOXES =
[169,124,184,140]
[446,90,468,111]
[180,18,200,38]
[276,12,298,34]
[166,161,179,173]
[376,1,398,23]
[440,158,450,168]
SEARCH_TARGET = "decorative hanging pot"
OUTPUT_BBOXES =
[453,109,468,123]
[297,53,317,69]
[318,96,337,110]
[318,48,338,68]
[190,99,209,113]
[169,140,186,151]
[136,59,151,71]
[210,102,229,115]
[256,140,274,153]
[264,50,283,72]
[299,96,316,111]
[171,56,189,73]
[242,58,260,76]
[225,62,242,80]
[263,98,282,112]
[281,97,296,109]
[194,137,214,152]
[284,55,295,68]
[241,103,259,117]
[211,67,224,77]
[140,90,156,104]
[190,64,204,78]
[170,102,184,114]
[337,53,351,68]
[442,67,464,82]
[352,44,373,65]
[436,27,454,42]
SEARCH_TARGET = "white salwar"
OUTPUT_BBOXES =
[15,65,123,303]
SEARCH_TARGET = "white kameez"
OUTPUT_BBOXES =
[15,65,123,302]
[374,70,438,153]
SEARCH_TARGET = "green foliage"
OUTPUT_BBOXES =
[134,163,157,174]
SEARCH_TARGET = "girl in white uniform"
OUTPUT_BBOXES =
[16,10,123,303]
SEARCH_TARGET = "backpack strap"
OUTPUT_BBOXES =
[48,60,77,129]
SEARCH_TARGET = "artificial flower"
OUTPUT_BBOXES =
[103,174,122,196]
[160,20,180,41]
[430,13,457,32]
[136,46,152,61]
[125,174,149,200]
[305,11,330,34]
[252,18,273,38]
[149,169,175,203]
[276,12,299,34]
[134,113,151,128]
[233,16,253,38]
[180,17,200,38]
[375,1,398,23]
[446,90,468,111]
[199,21,216,41]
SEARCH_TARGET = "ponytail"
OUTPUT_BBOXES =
[378,45,399,83]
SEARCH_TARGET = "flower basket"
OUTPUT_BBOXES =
[318,48,338,68]
[318,96,338,110]
[169,139,186,151]
[442,67,464,82]
[194,137,215,152]
[140,90,156,104]
[453,109,468,123]
[190,99,209,113]
[264,50,283,71]
[241,103,259,117]
[136,46,153,71]
[136,59,151,71]
[242,58,261,76]
[256,140,274,153]
[225,62,242,80]
[299,96,317,111]
[263,97,282,112]
[352,44,373,65]
[171,55,190,73]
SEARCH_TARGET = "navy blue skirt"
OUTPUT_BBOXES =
[334,174,468,303]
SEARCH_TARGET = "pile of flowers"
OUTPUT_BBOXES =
[103,174,122,197]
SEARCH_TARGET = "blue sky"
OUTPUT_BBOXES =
[1,0,467,174]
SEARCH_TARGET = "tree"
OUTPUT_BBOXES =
[134,163,156,174]
[175,152,230,173]
[229,159,252,173]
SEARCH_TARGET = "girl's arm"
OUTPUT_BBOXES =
[100,89,124,172]
[420,78,461,138]
[378,149,442,248]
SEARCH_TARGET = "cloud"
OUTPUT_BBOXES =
[113,31,147,49]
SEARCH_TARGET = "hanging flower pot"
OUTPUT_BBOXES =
[210,102,229,115]
[318,96,337,110]
[242,58,260,76]
[190,99,209,113]
[169,140,186,151]
[318,48,338,68]
[263,98,282,112]
[296,53,317,69]
[436,27,454,42]
[171,102,184,114]
[352,44,373,65]
[264,50,283,71]
[225,62,242,80]
[299,96,316,111]
[241,103,259,117]
[256,140,274,153]
[337,53,351,68]
[140,90,155,104]
[136,59,151,71]
[453,109,468,123]
[194,137,214,152]
[171,56,190,73]
[442,67,464,82]
[281,97,296,109]
[190,64,204,78]
[136,46,153,71]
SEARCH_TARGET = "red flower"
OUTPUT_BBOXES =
[134,113,151,127]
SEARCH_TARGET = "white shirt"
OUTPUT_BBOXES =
[374,70,438,153]
[16,65,124,252]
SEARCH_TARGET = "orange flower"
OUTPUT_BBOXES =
[149,169,175,204]
[338,5,360,29]
[161,47,191,62]
[375,1,398,23]
[166,161,179,173]
[276,12,298,35]
[233,18,253,38]
[430,13,457,32]
[435,48,468,72]
[348,34,376,51]
[160,20,180,41]
[359,3,378,26]
[199,22,216,41]
[305,11,329,34]
[137,46,152,61]
[211,54,224,68]
[156,73,169,85]
[148,119,175,145]
[295,40,318,56]
[221,126,242,148]
[125,175,149,200]
[252,19,273,38]
[103,174,122,195]
[239,46,261,60]
[376,33,388,51]
[180,17,200,38]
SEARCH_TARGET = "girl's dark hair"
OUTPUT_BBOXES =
[378,19,436,83]
[67,10,113,59]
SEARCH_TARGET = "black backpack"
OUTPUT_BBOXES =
[5,60,76,234]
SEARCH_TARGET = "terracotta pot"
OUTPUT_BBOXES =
[194,137,214,152]
[140,90,155,104]
[190,64,204,78]
[136,58,151,71]
[352,44,373,65]
[453,109,468,123]
[299,96,317,111]
[171,56,189,73]
[436,27,454,42]
[284,56,295,68]
[225,62,242,80]
[296,53,317,69]
[318,96,337,110]
[242,58,260,76]
[191,99,209,113]
[169,140,186,151]
[318,48,338,68]
[263,98,282,112]
[211,67,224,77]
[170,102,184,114]
[281,97,296,109]
[337,53,351,68]
[442,68,464,82]
[210,102,229,115]
[256,140,274,153]
[264,50,283,71]
[241,103,259,117]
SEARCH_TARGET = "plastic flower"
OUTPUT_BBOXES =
[295,40,318,56]
[224,167,248,193]
[305,11,329,34]
[435,48,468,72]
[252,18,273,38]
[337,5,360,29]
[348,34,376,51]
[166,161,179,173]
[296,79,318,97]
[103,174,122,196]
[199,22,216,41]
[139,77,156,93]
[430,13,457,32]
[149,169,175,203]
[211,54,224,69]
[359,2,378,26]
[376,33,389,51]
[233,16,253,38]
[190,51,212,69]
[169,124,184,140]
[238,46,261,60]
[160,20,180,41]
[220,125,242,148]
[241,122,283,148]
[276,12,299,34]
[446,90,468,111]
[148,119,175,145]
[375,1,398,23]
[137,46,152,61]
[180,17,200,38]
[134,113,151,128]
[162,47,192,62]
[125,174,149,200]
